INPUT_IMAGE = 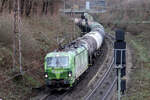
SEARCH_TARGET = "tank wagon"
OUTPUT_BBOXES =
[44,13,105,89]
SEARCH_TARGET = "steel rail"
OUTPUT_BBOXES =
[40,94,50,100]
[102,77,117,100]
[39,89,70,100]
[84,58,114,100]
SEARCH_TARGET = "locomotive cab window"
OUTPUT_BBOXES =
[46,56,69,68]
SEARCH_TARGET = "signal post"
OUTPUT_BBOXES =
[114,29,126,100]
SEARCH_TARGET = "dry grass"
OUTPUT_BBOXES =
[121,30,150,100]
[0,13,80,100]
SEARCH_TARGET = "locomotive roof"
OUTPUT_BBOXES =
[46,41,86,58]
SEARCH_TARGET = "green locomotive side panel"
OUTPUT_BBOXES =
[74,47,88,78]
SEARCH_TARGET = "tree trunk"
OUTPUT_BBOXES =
[20,0,25,15]
[1,0,8,13]
[25,0,32,16]
[32,0,38,16]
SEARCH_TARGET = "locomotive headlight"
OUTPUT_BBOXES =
[69,73,72,77]
[45,74,48,78]
[68,72,72,77]
[44,73,48,78]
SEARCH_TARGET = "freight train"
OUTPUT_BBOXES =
[44,13,105,89]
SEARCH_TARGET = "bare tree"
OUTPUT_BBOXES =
[13,0,17,71]
[42,0,49,15]
[32,0,38,16]
[0,0,8,12]
[8,0,13,13]
[20,0,25,15]
[49,0,54,15]
[25,0,32,16]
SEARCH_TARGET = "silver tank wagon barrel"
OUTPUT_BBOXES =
[75,13,105,55]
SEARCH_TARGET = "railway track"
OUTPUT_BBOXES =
[40,90,69,100]
[83,34,116,100]
[32,87,70,100]
[102,77,117,100]
[32,33,115,100]
[84,58,115,100]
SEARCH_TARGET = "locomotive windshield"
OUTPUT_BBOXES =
[46,56,69,68]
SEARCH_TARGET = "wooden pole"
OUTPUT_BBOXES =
[17,0,23,74]
[13,0,22,74]
[13,0,18,70]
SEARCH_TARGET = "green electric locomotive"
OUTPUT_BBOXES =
[44,45,88,88]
